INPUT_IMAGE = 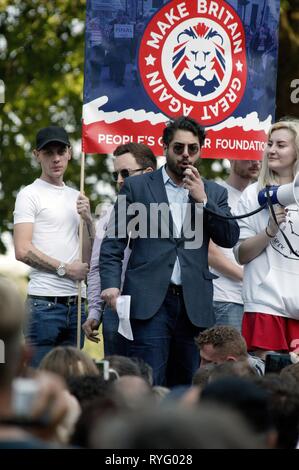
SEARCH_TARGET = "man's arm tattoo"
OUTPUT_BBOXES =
[23,250,56,273]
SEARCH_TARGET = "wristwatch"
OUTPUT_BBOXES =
[56,263,66,277]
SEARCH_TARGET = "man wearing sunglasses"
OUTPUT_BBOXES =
[83,143,157,354]
[100,116,239,386]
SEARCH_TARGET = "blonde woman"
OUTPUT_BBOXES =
[235,121,299,358]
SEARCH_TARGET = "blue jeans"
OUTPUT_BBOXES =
[213,301,244,332]
[25,297,86,368]
[102,306,127,356]
[127,289,201,387]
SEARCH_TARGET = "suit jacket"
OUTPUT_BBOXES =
[100,167,239,328]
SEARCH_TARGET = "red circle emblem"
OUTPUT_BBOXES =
[139,0,247,126]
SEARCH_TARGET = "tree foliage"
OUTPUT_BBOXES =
[0,0,109,253]
[0,0,298,253]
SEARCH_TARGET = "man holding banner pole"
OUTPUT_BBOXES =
[13,126,94,367]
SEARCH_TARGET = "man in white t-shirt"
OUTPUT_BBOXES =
[209,160,260,331]
[13,126,94,367]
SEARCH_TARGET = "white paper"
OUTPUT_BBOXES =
[116,295,133,341]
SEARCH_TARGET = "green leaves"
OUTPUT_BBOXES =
[0,0,108,252]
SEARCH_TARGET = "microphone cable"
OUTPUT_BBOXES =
[202,186,299,258]
[265,186,299,258]
[203,202,267,220]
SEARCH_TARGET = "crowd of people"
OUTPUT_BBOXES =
[1,114,299,448]
[1,277,299,449]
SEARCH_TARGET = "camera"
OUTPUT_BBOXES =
[265,353,293,374]
[11,378,40,419]
[94,360,119,381]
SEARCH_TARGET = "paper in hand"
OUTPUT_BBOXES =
[116,295,133,341]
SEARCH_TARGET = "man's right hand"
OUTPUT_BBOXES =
[101,288,120,311]
[82,318,101,343]
[66,260,89,281]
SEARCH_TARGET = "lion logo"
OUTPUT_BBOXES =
[172,22,227,98]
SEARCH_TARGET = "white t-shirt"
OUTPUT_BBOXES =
[235,182,299,319]
[210,180,243,304]
[14,178,84,296]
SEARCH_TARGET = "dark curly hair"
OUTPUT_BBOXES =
[162,116,206,147]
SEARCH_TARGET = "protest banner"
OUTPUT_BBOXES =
[83,0,280,159]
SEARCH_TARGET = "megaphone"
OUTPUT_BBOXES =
[258,172,299,207]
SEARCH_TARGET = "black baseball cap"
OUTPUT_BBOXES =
[36,126,70,150]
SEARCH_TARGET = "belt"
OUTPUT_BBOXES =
[28,295,83,305]
[168,284,183,296]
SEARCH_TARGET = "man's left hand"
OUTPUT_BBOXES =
[183,166,207,204]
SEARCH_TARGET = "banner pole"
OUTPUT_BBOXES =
[77,151,85,349]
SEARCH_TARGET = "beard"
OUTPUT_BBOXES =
[168,160,183,178]
[166,153,190,180]
[234,164,259,181]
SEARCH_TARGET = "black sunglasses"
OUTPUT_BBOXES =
[112,168,143,182]
[171,143,200,156]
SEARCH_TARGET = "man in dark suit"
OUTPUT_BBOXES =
[100,116,239,386]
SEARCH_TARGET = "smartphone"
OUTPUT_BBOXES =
[265,353,292,374]
[95,359,110,380]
